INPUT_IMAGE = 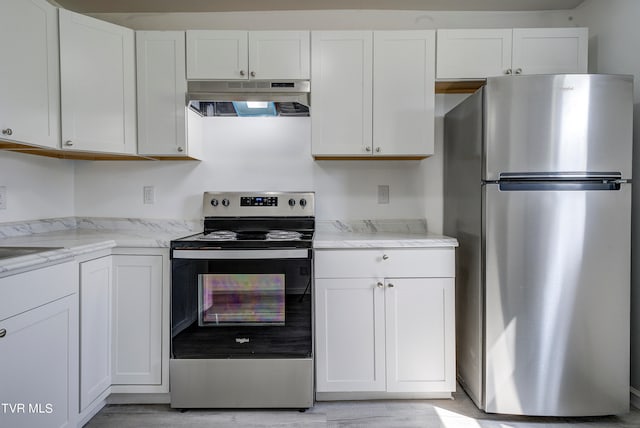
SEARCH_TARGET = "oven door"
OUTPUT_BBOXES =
[171,248,312,359]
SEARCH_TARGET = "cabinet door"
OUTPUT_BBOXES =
[80,256,112,411]
[112,255,163,385]
[0,295,78,428]
[186,30,248,80]
[373,31,435,156]
[0,0,60,149]
[512,28,588,75]
[315,278,385,392]
[136,31,188,156]
[385,277,455,392]
[59,9,136,154]
[436,29,513,79]
[249,31,310,79]
[311,31,373,157]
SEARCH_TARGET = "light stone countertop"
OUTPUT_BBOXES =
[313,219,458,249]
[0,217,200,277]
[0,217,458,275]
[313,230,458,249]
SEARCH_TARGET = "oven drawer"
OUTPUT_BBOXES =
[314,248,455,279]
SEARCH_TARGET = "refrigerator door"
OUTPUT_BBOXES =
[484,74,633,181]
[483,182,630,416]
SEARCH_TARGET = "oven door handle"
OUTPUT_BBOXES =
[172,249,310,259]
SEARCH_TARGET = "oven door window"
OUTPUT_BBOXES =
[198,274,285,326]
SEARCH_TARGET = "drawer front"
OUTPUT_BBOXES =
[0,261,77,321]
[315,248,455,279]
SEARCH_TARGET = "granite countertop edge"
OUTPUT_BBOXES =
[313,231,459,249]
[0,228,185,276]
[0,218,458,275]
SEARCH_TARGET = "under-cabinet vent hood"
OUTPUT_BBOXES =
[187,80,310,117]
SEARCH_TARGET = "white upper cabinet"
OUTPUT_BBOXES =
[436,29,512,79]
[312,30,435,158]
[311,31,373,157]
[187,30,248,80]
[59,9,136,154]
[0,0,60,149]
[136,31,189,157]
[248,31,310,80]
[511,28,588,75]
[436,27,588,79]
[186,30,310,80]
[373,31,435,157]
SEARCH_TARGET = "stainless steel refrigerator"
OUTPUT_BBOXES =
[444,74,632,416]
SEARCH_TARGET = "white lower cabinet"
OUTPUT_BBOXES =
[384,277,454,393]
[315,278,386,392]
[80,256,112,412]
[0,262,78,428]
[111,252,166,390]
[314,248,455,398]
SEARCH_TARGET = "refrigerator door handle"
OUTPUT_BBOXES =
[499,172,622,180]
[498,181,623,191]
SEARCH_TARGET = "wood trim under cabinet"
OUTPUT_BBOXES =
[314,155,428,161]
[435,80,486,94]
[0,140,200,161]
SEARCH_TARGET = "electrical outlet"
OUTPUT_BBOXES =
[143,186,155,205]
[377,185,389,204]
[0,186,6,210]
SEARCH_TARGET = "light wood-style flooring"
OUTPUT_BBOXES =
[86,388,640,427]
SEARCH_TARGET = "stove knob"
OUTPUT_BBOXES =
[288,198,296,207]
[222,199,230,207]
[299,198,307,208]
[210,199,219,207]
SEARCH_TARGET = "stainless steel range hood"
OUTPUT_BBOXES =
[187,80,310,116]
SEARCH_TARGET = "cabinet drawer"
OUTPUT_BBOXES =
[0,261,77,321]
[315,248,454,279]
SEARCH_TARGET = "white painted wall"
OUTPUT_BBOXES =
[0,151,74,222]
[74,117,435,224]
[572,0,640,398]
[90,9,574,31]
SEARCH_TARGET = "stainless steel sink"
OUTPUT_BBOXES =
[0,247,64,261]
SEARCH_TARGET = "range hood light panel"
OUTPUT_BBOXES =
[232,101,277,117]
[246,101,269,109]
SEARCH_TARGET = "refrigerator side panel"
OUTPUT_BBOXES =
[443,89,485,409]
[484,183,631,416]
[484,74,633,180]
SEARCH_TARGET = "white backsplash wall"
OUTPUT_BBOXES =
[74,116,441,229]
[0,151,75,222]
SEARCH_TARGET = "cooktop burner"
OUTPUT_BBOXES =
[201,230,305,241]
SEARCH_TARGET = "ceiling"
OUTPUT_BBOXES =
[50,0,586,13]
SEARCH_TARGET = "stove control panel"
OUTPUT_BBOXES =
[203,192,315,217]
[241,196,278,207]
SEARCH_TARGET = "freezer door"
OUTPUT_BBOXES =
[484,183,630,416]
[484,74,633,181]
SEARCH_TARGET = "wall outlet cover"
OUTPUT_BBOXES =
[143,186,155,205]
[377,185,390,204]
